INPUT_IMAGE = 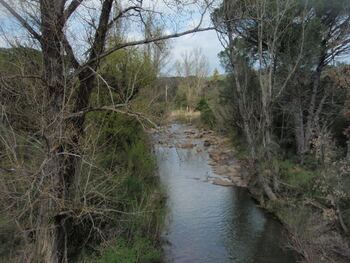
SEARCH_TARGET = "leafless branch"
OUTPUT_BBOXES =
[0,0,42,43]
[64,0,84,22]
[84,26,215,67]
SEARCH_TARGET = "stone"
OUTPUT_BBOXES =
[204,140,211,147]
[212,178,234,187]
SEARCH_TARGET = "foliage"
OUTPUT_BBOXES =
[93,236,161,263]
[278,160,317,192]
[213,0,350,260]
[0,47,43,131]
[83,47,164,261]
[0,84,165,262]
[174,48,209,111]
[196,98,216,129]
[71,112,164,260]
[174,83,189,109]
[98,46,157,105]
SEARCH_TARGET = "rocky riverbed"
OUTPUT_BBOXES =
[151,123,248,188]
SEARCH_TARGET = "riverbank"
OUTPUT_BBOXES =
[163,117,350,263]
[79,114,166,263]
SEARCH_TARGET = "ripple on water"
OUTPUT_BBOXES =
[156,124,296,263]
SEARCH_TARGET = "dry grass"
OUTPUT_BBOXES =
[167,110,201,122]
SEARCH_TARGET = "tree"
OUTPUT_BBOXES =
[211,68,220,82]
[289,0,350,161]
[175,47,209,111]
[143,13,171,76]
[214,0,307,200]
[0,0,214,261]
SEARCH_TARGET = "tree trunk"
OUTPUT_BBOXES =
[258,171,277,201]
[37,1,71,262]
[304,57,325,154]
[293,96,306,163]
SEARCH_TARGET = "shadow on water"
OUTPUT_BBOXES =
[155,124,296,263]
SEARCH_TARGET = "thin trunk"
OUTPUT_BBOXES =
[74,0,114,124]
[293,96,306,163]
[304,55,325,153]
[336,204,349,235]
[258,171,277,201]
[243,120,255,158]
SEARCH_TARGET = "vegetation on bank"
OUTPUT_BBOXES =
[207,1,350,262]
[172,71,350,262]
[79,113,165,262]
[0,40,166,262]
[0,113,165,262]
[0,0,210,261]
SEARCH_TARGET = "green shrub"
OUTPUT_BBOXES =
[278,159,317,192]
[196,98,216,128]
[174,91,188,109]
[127,139,156,179]
[96,236,161,263]
[76,112,164,262]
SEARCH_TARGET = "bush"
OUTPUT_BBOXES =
[196,98,216,128]
[95,236,161,263]
[278,159,317,193]
[74,112,165,262]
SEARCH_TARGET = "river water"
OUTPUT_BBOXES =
[154,124,296,263]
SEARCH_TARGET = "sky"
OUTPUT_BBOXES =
[0,0,225,76]
[4,0,348,77]
[166,29,224,76]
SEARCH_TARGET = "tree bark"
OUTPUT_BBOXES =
[37,1,78,261]
[258,171,277,201]
[304,53,326,154]
[293,96,306,163]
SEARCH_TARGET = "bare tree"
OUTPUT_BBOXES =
[175,47,209,111]
[0,0,214,261]
[214,0,306,200]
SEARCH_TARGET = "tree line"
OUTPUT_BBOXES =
[212,0,350,261]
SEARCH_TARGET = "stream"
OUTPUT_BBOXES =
[154,123,296,263]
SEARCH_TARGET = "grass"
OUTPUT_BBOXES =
[93,236,162,263]
[168,109,201,124]
[278,159,317,191]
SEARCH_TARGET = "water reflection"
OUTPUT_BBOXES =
[155,124,296,263]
